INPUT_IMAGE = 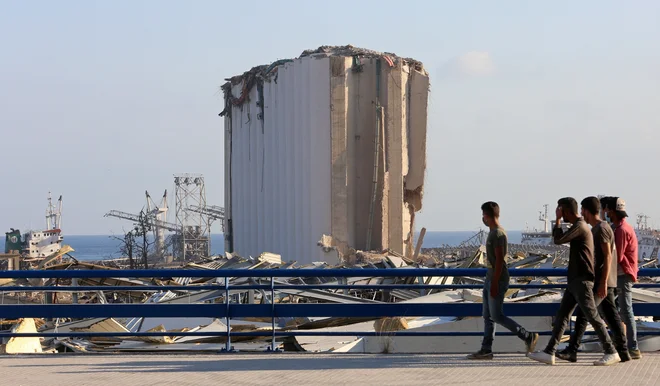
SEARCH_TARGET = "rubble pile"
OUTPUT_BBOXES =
[2,244,659,354]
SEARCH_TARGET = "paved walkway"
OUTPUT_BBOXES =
[1,352,659,386]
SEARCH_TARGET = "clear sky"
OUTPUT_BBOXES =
[1,0,659,235]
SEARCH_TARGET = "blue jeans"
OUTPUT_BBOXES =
[482,278,527,351]
[617,275,638,350]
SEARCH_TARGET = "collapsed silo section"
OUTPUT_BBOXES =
[221,46,429,265]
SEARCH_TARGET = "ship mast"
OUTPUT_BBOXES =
[539,204,549,233]
[46,192,63,230]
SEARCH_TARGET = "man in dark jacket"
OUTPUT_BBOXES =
[555,197,630,362]
[528,197,620,366]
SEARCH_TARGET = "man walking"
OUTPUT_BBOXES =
[605,197,642,359]
[528,197,620,366]
[555,197,630,362]
[467,202,539,359]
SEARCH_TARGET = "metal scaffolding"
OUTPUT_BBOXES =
[174,174,211,260]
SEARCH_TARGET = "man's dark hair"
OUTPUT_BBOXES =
[615,210,628,219]
[558,197,578,215]
[481,201,500,218]
[600,196,616,211]
[581,196,601,216]
[610,196,629,219]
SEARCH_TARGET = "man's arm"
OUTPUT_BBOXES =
[553,223,583,245]
[490,233,507,297]
[493,244,505,282]
[615,226,625,265]
[598,240,612,298]
[597,225,615,299]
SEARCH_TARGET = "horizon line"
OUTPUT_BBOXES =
[28,229,531,237]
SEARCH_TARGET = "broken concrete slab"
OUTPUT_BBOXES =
[1,318,43,354]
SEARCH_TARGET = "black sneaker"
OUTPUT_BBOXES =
[525,332,539,353]
[630,349,642,360]
[466,349,493,360]
[618,349,631,362]
[555,348,577,363]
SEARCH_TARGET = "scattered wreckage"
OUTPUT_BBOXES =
[2,245,660,354]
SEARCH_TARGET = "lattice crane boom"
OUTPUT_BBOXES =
[186,205,225,221]
[104,210,181,233]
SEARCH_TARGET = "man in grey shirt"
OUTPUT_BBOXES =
[467,202,539,359]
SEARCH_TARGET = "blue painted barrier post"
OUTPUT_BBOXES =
[269,275,279,352]
[224,276,232,352]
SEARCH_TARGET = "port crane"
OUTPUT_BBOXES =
[104,190,179,258]
[105,189,225,260]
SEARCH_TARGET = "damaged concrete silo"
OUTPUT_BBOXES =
[221,45,429,265]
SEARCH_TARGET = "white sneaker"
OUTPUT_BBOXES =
[528,351,555,365]
[594,352,621,366]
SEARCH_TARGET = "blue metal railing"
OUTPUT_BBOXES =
[1,268,660,352]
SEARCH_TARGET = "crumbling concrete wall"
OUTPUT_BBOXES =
[222,46,429,264]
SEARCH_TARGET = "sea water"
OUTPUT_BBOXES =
[0,231,523,261]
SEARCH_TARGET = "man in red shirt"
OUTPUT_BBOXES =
[605,197,641,359]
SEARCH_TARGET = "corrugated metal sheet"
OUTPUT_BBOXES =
[71,318,129,333]
[226,57,332,264]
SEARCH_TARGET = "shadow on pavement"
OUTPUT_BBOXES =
[10,354,573,374]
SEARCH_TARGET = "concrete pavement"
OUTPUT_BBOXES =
[1,352,658,386]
